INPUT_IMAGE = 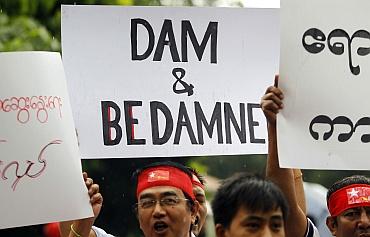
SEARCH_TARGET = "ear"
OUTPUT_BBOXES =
[326,216,338,236]
[215,223,227,237]
[191,201,200,224]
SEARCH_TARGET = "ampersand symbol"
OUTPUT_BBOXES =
[172,68,194,96]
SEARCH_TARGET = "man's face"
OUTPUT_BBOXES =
[326,206,370,237]
[216,206,285,237]
[192,185,207,236]
[137,186,197,237]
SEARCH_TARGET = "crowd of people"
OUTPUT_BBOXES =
[56,78,370,237]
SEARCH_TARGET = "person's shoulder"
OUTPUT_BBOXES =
[305,218,321,237]
[92,226,116,237]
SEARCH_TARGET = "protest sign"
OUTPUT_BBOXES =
[279,0,370,169]
[0,52,92,229]
[62,6,279,158]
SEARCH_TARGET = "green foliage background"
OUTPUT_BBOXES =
[0,0,369,236]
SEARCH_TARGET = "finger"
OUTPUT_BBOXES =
[264,86,284,100]
[261,97,283,112]
[261,92,283,106]
[82,172,88,180]
[91,193,103,205]
[261,101,281,115]
[261,94,284,109]
[264,85,276,94]
[88,183,100,196]
[85,178,93,189]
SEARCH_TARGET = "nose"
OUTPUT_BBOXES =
[261,227,273,237]
[152,201,166,218]
[358,209,370,230]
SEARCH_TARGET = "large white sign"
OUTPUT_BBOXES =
[279,0,370,169]
[0,52,93,229]
[62,6,279,158]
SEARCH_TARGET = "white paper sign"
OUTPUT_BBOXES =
[62,6,279,158]
[279,0,370,169]
[0,52,93,229]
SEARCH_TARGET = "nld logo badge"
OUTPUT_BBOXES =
[302,28,370,75]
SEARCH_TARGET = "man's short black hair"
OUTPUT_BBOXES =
[211,172,288,228]
[327,175,370,201]
[187,167,206,185]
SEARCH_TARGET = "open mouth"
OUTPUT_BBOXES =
[359,233,370,237]
[153,221,169,233]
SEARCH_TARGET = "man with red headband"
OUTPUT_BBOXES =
[133,161,199,237]
[63,161,199,237]
[326,175,370,237]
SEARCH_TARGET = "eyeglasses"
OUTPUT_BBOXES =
[136,196,190,209]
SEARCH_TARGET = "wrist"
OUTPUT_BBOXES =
[70,224,82,237]
[70,219,94,237]
[267,122,277,132]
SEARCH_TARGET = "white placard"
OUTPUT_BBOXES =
[62,6,279,158]
[279,0,370,169]
[0,52,93,229]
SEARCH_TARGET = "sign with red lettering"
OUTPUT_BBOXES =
[279,0,370,169]
[0,52,93,229]
[62,6,279,158]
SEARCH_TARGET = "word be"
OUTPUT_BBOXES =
[0,96,63,124]
[101,100,264,146]
[131,18,218,63]
[302,28,370,75]
[0,139,62,191]
[309,115,370,142]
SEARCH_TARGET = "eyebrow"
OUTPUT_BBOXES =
[343,207,361,212]
[139,191,178,200]
[162,191,178,197]
[242,215,283,222]
[139,193,155,200]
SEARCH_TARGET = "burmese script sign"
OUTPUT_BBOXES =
[0,52,92,229]
[279,0,370,169]
[62,6,279,158]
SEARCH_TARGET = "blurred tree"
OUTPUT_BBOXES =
[0,12,60,51]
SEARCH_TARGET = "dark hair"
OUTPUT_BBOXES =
[211,172,288,228]
[327,175,370,201]
[187,167,206,185]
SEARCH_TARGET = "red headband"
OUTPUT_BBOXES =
[137,166,195,200]
[328,184,370,216]
[192,174,205,190]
